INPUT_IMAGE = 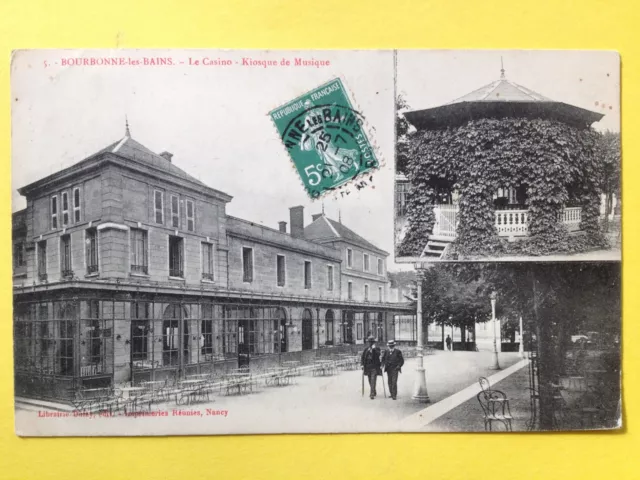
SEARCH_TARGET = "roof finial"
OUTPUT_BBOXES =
[125,116,131,137]
[322,201,325,215]
[338,209,342,224]
[500,57,505,79]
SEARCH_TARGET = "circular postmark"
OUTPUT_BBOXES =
[280,102,379,198]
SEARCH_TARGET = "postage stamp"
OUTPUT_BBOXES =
[269,78,380,198]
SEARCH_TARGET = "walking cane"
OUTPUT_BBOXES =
[361,369,365,397]
[381,369,387,398]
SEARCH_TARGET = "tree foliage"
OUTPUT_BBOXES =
[398,117,610,258]
[396,94,412,175]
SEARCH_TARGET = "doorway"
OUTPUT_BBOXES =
[162,304,189,371]
[301,309,313,350]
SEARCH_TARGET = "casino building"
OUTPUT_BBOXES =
[12,124,414,402]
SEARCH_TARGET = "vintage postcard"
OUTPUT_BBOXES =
[11,50,621,436]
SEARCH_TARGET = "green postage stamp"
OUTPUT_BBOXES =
[269,78,380,198]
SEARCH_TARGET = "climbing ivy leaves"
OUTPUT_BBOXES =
[398,117,609,258]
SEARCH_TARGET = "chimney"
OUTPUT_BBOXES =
[159,151,173,163]
[289,206,304,238]
[278,221,287,233]
[311,213,323,222]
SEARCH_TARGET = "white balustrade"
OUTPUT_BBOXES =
[430,206,582,240]
[562,207,582,232]
[495,209,529,237]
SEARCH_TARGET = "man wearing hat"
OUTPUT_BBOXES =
[361,336,382,399]
[381,340,404,400]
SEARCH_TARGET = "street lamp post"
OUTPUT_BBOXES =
[518,315,525,358]
[490,291,501,370]
[412,277,430,403]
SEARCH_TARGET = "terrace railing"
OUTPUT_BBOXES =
[431,205,583,239]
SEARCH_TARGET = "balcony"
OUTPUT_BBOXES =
[431,205,583,240]
[131,264,148,275]
[86,264,99,275]
[61,269,74,279]
[169,268,184,278]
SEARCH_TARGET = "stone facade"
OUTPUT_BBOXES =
[12,131,414,399]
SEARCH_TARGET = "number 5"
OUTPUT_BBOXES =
[304,165,321,186]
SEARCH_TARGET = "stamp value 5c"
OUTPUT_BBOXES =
[270,78,379,198]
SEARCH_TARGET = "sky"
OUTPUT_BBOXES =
[397,50,620,133]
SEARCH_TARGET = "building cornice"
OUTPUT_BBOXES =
[12,280,415,312]
[341,269,389,283]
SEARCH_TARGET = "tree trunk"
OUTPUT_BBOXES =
[532,268,554,430]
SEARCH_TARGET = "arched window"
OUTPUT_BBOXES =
[343,311,354,344]
[325,310,335,346]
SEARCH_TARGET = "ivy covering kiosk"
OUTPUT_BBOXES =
[397,64,611,260]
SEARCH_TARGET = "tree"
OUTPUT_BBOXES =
[595,131,621,232]
[396,94,412,175]
[420,262,620,430]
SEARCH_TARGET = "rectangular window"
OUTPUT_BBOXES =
[396,182,409,217]
[379,286,383,302]
[364,253,370,272]
[130,228,148,274]
[169,236,184,277]
[37,240,47,280]
[88,301,102,366]
[86,228,98,274]
[170,195,180,228]
[13,242,25,269]
[186,199,195,232]
[357,323,363,340]
[364,284,369,301]
[327,265,334,291]
[348,281,353,300]
[242,247,253,282]
[61,192,69,227]
[154,190,164,224]
[377,258,384,275]
[346,248,353,268]
[202,242,214,281]
[51,196,58,229]
[73,187,81,223]
[60,234,72,277]
[131,302,150,361]
[304,261,312,289]
[276,255,286,287]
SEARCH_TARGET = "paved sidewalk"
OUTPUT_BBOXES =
[16,350,525,435]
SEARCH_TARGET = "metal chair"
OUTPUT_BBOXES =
[477,389,513,431]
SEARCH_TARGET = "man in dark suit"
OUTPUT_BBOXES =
[381,340,404,400]
[361,336,381,399]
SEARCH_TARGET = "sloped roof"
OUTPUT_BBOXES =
[304,214,388,256]
[405,71,604,130]
[18,130,231,202]
[448,78,552,103]
[89,135,209,188]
